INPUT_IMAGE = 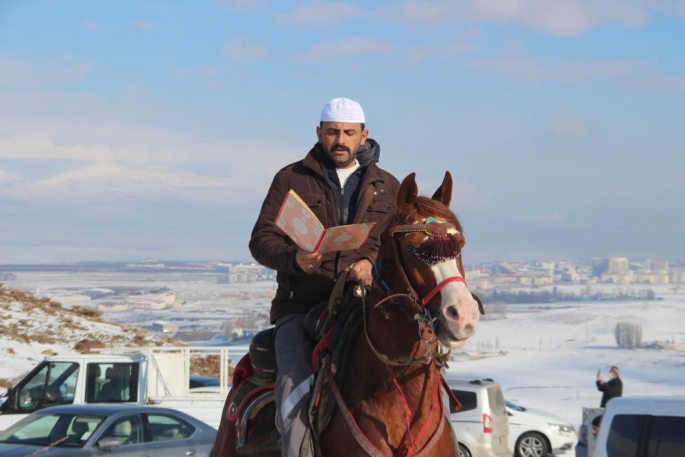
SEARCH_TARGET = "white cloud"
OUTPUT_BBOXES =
[0,132,192,165]
[627,72,685,92]
[298,37,394,63]
[84,20,100,30]
[464,44,685,91]
[546,111,594,141]
[177,66,225,89]
[135,20,153,31]
[403,28,483,64]
[222,37,267,62]
[526,213,566,223]
[3,163,240,206]
[274,1,367,26]
[0,54,91,86]
[0,91,305,207]
[381,0,647,36]
[468,52,642,84]
[652,0,685,17]
[216,0,265,10]
[0,169,20,186]
[178,66,220,78]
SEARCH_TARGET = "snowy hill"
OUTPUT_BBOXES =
[0,283,172,390]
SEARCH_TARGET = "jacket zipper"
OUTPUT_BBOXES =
[338,186,345,225]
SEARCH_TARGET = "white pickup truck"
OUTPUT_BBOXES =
[0,346,233,431]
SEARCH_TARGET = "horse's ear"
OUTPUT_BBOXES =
[397,172,418,210]
[431,171,453,207]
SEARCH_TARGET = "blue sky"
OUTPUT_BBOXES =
[0,0,684,264]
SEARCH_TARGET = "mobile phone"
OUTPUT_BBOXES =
[597,369,601,375]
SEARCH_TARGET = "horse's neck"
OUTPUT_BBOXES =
[346,304,440,407]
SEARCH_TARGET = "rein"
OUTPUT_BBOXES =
[331,287,450,456]
[360,220,469,368]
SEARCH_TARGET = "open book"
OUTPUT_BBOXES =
[274,189,376,253]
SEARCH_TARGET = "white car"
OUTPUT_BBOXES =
[448,377,511,457]
[592,396,685,457]
[506,400,577,457]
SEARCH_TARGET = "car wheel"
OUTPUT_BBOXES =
[458,443,472,457]
[516,432,550,457]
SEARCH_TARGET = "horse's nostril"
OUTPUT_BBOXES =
[446,306,459,319]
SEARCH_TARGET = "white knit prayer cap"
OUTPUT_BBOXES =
[320,97,365,123]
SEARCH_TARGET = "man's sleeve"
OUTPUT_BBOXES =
[248,172,301,274]
[596,380,607,392]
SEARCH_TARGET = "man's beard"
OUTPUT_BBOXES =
[325,144,358,168]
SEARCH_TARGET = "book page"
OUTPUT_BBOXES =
[274,189,377,253]
[317,222,376,253]
[274,190,325,252]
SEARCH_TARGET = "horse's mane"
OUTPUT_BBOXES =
[409,195,463,232]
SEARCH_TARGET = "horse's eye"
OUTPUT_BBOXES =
[406,244,416,254]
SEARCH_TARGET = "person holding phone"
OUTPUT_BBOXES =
[596,366,623,408]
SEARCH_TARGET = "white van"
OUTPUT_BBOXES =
[593,396,685,457]
[0,347,231,431]
[448,376,510,457]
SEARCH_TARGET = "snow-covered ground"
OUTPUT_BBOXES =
[2,273,684,431]
[0,284,169,387]
[448,287,685,427]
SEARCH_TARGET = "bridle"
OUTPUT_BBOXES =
[363,220,467,367]
[333,219,466,456]
[379,221,467,311]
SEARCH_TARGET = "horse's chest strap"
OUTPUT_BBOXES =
[327,359,448,457]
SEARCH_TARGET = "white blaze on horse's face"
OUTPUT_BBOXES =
[419,220,481,349]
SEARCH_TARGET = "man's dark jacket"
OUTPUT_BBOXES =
[596,377,623,408]
[249,139,399,324]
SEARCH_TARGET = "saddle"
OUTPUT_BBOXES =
[225,288,364,456]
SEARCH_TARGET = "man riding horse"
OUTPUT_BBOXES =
[248,97,399,456]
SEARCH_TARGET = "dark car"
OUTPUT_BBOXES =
[0,404,217,456]
[189,375,221,389]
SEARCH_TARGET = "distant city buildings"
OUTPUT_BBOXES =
[215,263,276,284]
[200,256,685,290]
[463,256,682,290]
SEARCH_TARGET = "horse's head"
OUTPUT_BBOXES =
[379,171,483,349]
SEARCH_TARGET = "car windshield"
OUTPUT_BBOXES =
[0,412,106,448]
[505,400,526,411]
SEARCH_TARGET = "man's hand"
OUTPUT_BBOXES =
[347,259,373,287]
[597,374,605,383]
[296,250,322,274]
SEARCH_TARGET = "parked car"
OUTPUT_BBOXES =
[506,399,576,456]
[189,375,222,388]
[448,376,511,457]
[592,396,685,457]
[0,404,217,456]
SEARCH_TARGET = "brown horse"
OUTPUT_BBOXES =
[212,171,482,457]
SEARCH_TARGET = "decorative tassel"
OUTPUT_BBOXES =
[415,234,459,266]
